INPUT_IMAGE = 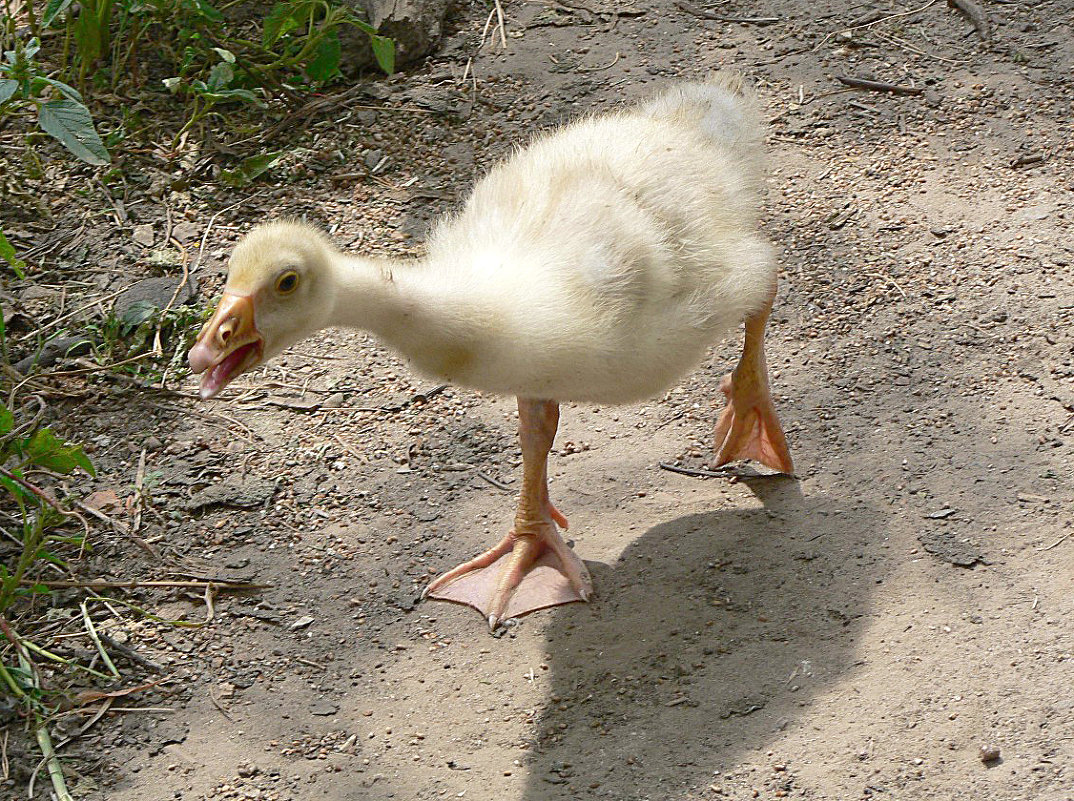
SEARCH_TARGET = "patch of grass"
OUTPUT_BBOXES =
[0,313,98,800]
[88,298,211,384]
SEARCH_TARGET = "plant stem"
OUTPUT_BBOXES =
[24,0,40,39]
[0,465,66,515]
[0,659,21,696]
[0,514,43,610]
[20,637,114,680]
[81,599,119,677]
[36,720,75,801]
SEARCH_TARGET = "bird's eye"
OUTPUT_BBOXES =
[275,270,300,295]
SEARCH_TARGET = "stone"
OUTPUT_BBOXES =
[171,221,200,244]
[133,224,156,247]
[14,335,93,373]
[340,0,452,68]
[918,529,987,568]
[183,477,277,511]
[113,276,198,323]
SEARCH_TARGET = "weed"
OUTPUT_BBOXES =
[0,308,96,800]
[0,35,110,164]
[0,227,27,278]
[86,296,210,382]
[1,1,396,168]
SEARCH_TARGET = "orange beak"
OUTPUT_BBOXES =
[188,292,264,399]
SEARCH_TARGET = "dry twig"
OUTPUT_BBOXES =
[476,471,513,491]
[658,462,730,478]
[836,76,924,96]
[1035,532,1070,552]
[20,578,269,591]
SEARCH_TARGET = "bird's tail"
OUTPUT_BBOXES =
[639,73,764,181]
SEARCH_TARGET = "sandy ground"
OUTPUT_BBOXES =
[8,0,1073,799]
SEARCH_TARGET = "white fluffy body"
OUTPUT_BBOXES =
[226,76,776,404]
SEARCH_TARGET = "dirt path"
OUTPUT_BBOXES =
[25,1,1073,799]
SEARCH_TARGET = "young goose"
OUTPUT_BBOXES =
[188,75,794,630]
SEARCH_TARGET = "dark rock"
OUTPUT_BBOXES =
[231,670,261,689]
[364,149,385,170]
[720,694,767,718]
[113,275,198,323]
[310,700,340,716]
[926,508,957,519]
[14,335,93,373]
[340,0,451,67]
[170,221,200,244]
[183,477,277,511]
[918,530,987,567]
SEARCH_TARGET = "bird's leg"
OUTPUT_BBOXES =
[423,398,592,629]
[713,290,794,474]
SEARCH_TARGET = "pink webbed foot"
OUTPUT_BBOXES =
[422,518,592,629]
[713,372,794,475]
[423,398,593,629]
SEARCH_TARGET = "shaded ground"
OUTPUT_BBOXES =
[3,0,1073,798]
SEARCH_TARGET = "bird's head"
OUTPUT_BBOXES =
[188,221,338,399]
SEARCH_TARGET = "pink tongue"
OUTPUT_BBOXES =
[200,343,255,399]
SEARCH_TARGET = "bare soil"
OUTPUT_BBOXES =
[4,0,1073,799]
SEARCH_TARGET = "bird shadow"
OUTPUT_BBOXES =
[522,477,885,798]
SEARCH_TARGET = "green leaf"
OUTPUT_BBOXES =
[304,30,341,83]
[25,428,95,475]
[212,47,236,64]
[76,449,95,476]
[162,76,182,92]
[190,0,224,23]
[369,35,395,75]
[207,61,234,92]
[0,228,27,278]
[263,2,305,47]
[344,14,396,72]
[72,10,106,65]
[0,78,18,104]
[36,98,110,165]
[39,76,84,103]
[43,0,76,27]
[0,404,12,435]
[120,299,158,329]
[220,151,282,187]
[195,86,261,105]
[0,475,30,503]
[348,16,375,35]
[35,547,68,567]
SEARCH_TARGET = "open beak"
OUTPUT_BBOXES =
[188,292,264,399]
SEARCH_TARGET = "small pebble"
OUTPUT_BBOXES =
[323,392,346,408]
[979,745,1001,763]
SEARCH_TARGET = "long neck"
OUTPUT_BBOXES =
[326,253,409,338]
[325,253,489,375]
